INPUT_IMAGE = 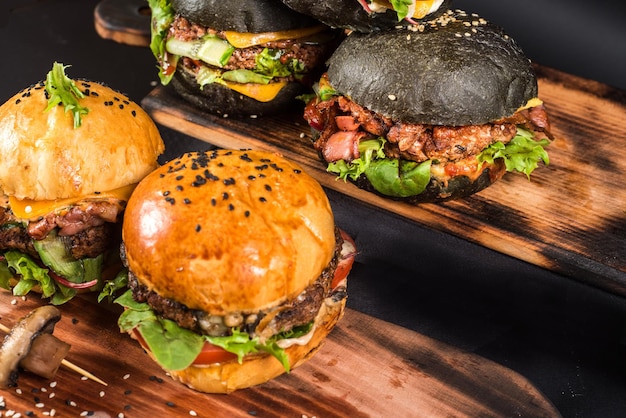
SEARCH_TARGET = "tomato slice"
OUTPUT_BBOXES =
[132,328,237,366]
[192,342,238,365]
[332,229,357,289]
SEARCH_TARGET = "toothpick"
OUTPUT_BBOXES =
[0,323,107,386]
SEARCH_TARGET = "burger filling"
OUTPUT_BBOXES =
[148,0,339,102]
[360,0,445,23]
[303,74,553,198]
[115,229,353,372]
[0,198,127,304]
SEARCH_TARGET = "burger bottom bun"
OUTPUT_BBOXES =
[171,68,306,117]
[353,160,507,203]
[159,297,345,394]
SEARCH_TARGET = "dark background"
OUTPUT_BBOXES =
[1,1,626,417]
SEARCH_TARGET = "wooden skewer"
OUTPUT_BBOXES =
[0,323,107,386]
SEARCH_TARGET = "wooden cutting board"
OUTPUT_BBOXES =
[141,65,626,297]
[0,292,560,417]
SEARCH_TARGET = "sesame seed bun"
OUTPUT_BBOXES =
[326,11,538,126]
[0,80,165,201]
[122,150,337,315]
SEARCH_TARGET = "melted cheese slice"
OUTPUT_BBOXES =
[223,25,327,49]
[224,80,288,103]
[370,0,442,19]
[517,97,543,111]
[9,184,136,220]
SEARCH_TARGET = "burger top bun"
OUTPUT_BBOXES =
[122,150,337,316]
[326,10,538,126]
[281,0,451,33]
[0,78,165,201]
[171,0,321,32]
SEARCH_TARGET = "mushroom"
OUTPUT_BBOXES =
[0,306,70,388]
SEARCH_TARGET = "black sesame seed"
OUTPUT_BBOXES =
[160,173,165,178]
[255,164,268,171]
[131,110,137,117]
[293,169,302,174]
[228,204,235,211]
[176,175,184,180]
[165,197,175,205]
[223,177,236,185]
[248,175,256,180]
[119,104,124,110]
[166,401,176,407]
[270,163,283,172]
[91,91,99,97]
[259,197,267,203]
[72,318,79,324]
[204,169,219,181]
[15,98,21,104]
[183,198,191,204]
[195,224,201,232]
[163,191,170,196]
[260,158,271,162]
[125,389,133,395]
[211,198,217,206]
[192,175,207,187]
[244,210,250,217]
[176,185,184,192]
[264,184,272,192]
[240,153,253,162]
[94,191,101,195]
[114,96,120,101]
[124,405,132,411]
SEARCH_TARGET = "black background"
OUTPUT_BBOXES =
[1,1,626,417]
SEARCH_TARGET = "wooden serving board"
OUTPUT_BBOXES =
[141,65,626,297]
[0,292,560,417]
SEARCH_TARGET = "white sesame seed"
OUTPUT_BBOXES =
[10,299,17,305]
[81,376,88,381]
[69,401,77,407]
[36,403,45,408]
[388,94,397,101]
[49,381,57,388]
[49,392,55,399]
[189,411,198,417]
[50,409,57,416]
[123,373,131,380]
[99,391,105,397]
[249,114,258,119]
[15,388,22,395]
[40,387,47,392]
[299,132,305,138]
[118,414,125,418]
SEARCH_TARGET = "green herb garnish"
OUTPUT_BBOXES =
[44,62,90,128]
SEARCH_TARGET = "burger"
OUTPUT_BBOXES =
[303,10,553,203]
[0,62,165,304]
[148,0,342,116]
[115,149,356,393]
[280,0,451,32]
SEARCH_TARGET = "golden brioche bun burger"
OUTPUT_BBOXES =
[0,62,165,304]
[115,149,356,393]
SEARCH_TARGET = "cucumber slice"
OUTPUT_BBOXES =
[166,36,234,68]
[33,230,85,283]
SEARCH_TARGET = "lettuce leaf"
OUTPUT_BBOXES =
[147,0,177,85]
[478,127,550,179]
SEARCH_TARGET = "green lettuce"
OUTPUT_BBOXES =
[477,127,550,179]
[388,0,415,21]
[147,0,177,85]
[115,290,312,372]
[0,251,77,305]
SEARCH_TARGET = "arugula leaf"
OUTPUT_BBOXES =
[98,268,129,303]
[206,329,260,363]
[44,62,89,128]
[477,127,550,179]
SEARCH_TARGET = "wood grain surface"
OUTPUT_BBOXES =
[0,292,560,417]
[141,65,626,297]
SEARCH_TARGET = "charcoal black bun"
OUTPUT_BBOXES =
[281,0,451,32]
[171,0,320,32]
[171,65,307,117]
[326,10,538,126]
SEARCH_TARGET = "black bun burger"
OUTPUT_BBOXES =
[281,0,451,33]
[148,0,342,116]
[0,63,165,304]
[303,10,553,203]
[116,149,356,393]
